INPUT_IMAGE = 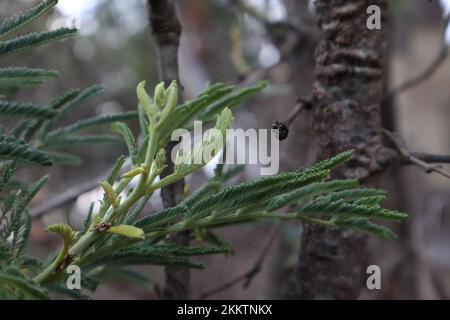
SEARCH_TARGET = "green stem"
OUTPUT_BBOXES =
[34,119,162,285]
[33,239,71,284]
[144,212,333,239]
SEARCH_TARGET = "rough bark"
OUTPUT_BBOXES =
[283,0,388,299]
[148,0,182,85]
[147,0,190,300]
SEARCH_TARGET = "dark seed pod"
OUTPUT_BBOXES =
[297,97,313,110]
[272,120,289,141]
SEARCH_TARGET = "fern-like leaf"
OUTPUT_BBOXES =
[46,134,120,148]
[0,135,52,165]
[0,0,58,38]
[135,204,189,232]
[158,83,234,143]
[0,100,56,119]
[333,217,398,241]
[45,111,138,141]
[200,81,267,120]
[0,67,59,89]
[266,179,359,211]
[54,85,104,121]
[80,203,94,236]
[12,213,31,259]
[16,175,49,216]
[45,151,81,166]
[86,246,203,270]
[0,268,49,299]
[0,160,16,194]
[148,244,231,256]
[0,28,77,57]
[188,169,329,220]
[112,122,137,164]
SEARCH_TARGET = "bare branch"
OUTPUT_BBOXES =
[410,152,450,164]
[30,179,98,219]
[198,223,282,299]
[147,0,182,85]
[382,129,450,179]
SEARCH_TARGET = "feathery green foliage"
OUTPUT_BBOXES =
[0,68,60,89]
[0,267,49,299]
[0,0,58,38]
[0,28,77,57]
[45,111,139,141]
[0,0,408,300]
[0,0,144,299]
[0,135,53,165]
[0,100,57,119]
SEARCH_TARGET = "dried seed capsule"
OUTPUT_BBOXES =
[272,120,289,141]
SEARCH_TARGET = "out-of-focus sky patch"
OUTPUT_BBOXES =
[440,0,450,46]
[440,0,450,17]
[259,42,280,68]
[111,0,148,34]
[51,0,101,34]
[247,0,286,22]
[56,0,99,18]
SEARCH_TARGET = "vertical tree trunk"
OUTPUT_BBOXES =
[147,0,190,300]
[284,0,388,299]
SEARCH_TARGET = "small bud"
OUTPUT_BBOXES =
[107,224,145,240]
[100,181,120,208]
[122,166,148,179]
[154,148,167,174]
[137,81,157,121]
[183,183,190,199]
[158,80,178,126]
[154,81,166,109]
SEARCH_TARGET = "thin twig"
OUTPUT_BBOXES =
[286,97,312,127]
[409,152,450,164]
[382,129,450,179]
[385,17,449,101]
[198,223,282,299]
[30,179,99,218]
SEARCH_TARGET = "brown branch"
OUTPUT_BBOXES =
[198,223,282,299]
[148,0,182,85]
[385,17,449,101]
[147,0,190,300]
[409,152,450,164]
[30,179,99,218]
[382,129,450,179]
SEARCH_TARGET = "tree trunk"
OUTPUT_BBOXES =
[147,0,190,300]
[284,0,388,299]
